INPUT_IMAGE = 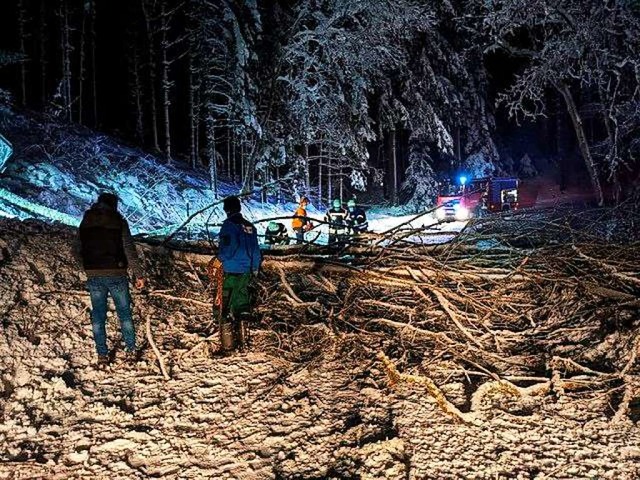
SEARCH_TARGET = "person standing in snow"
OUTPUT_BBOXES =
[325,199,349,245]
[346,199,368,236]
[217,196,262,352]
[76,192,145,366]
[291,196,312,244]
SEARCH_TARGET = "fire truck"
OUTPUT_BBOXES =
[436,176,519,221]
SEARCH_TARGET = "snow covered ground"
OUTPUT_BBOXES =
[1,219,639,479]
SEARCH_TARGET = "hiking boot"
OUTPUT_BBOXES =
[97,355,110,366]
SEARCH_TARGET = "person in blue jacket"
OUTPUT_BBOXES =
[217,196,262,352]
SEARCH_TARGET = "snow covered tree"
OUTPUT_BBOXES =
[402,138,439,211]
[484,0,640,204]
[280,0,432,198]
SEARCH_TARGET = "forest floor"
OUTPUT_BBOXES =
[1,211,640,480]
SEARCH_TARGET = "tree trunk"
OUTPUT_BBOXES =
[328,151,333,202]
[241,139,257,194]
[226,132,231,177]
[130,36,145,145]
[207,116,218,197]
[78,3,87,124]
[160,1,172,163]
[599,78,621,203]
[318,140,323,205]
[231,133,236,181]
[39,0,47,107]
[18,0,28,106]
[304,143,310,196]
[89,0,98,126]
[391,129,398,205]
[557,83,604,206]
[240,138,245,183]
[142,0,160,153]
[188,60,196,169]
[339,163,344,202]
[60,0,73,122]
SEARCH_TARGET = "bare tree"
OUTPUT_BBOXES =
[159,0,172,163]
[38,0,47,107]
[128,30,145,145]
[141,0,160,153]
[58,0,73,122]
[17,0,29,106]
[88,0,97,126]
[78,0,87,124]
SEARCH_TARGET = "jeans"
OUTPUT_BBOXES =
[294,229,305,244]
[87,276,136,356]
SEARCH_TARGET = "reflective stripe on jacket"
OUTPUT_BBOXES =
[218,213,262,274]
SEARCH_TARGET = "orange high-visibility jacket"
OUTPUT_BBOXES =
[292,206,308,230]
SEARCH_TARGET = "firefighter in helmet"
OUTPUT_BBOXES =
[346,199,368,236]
[265,221,290,246]
[325,198,349,245]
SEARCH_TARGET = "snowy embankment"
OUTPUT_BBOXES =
[2,218,640,479]
[0,109,466,245]
[0,109,314,238]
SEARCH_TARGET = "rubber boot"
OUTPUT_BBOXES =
[219,322,235,352]
[235,319,250,350]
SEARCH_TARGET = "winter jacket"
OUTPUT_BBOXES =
[292,205,309,230]
[77,201,143,278]
[218,213,262,274]
[325,207,348,234]
[347,208,368,233]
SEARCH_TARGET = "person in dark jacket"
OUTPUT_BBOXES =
[265,222,290,246]
[217,196,262,352]
[325,199,349,245]
[76,192,145,366]
[346,199,368,235]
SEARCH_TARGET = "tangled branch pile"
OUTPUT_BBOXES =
[254,206,640,422]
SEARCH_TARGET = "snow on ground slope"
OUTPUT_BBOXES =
[0,108,318,238]
[0,108,465,245]
[1,219,639,479]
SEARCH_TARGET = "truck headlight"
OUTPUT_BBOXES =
[454,205,469,220]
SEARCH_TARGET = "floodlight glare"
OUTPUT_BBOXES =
[459,176,467,186]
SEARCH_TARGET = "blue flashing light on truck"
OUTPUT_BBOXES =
[436,176,520,221]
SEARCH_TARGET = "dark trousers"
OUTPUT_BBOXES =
[220,272,252,350]
[294,229,305,244]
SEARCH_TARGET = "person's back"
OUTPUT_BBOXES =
[80,202,128,273]
[77,192,145,366]
[219,212,262,274]
[217,196,262,352]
